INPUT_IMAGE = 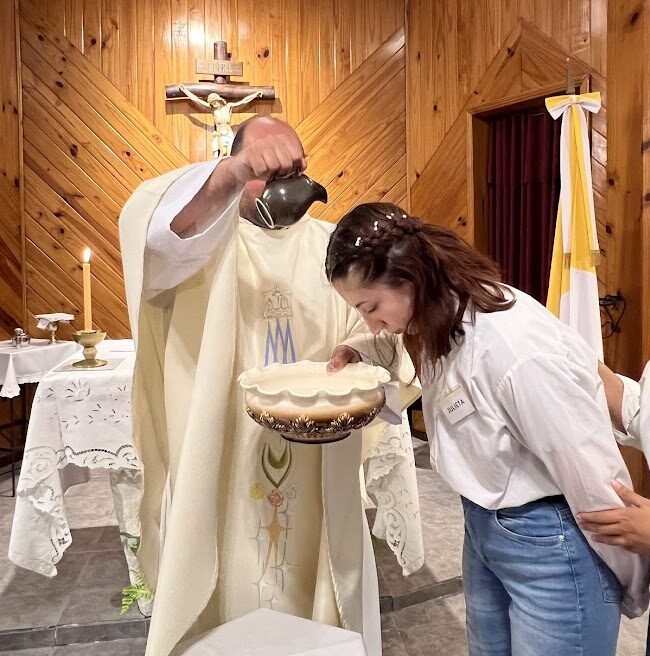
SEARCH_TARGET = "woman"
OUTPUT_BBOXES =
[325,202,649,656]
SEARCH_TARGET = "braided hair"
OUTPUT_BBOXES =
[325,202,514,376]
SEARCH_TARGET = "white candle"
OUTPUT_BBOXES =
[82,248,92,331]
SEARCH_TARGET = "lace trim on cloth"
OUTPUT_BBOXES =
[365,417,425,576]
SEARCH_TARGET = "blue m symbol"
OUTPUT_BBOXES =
[264,319,296,365]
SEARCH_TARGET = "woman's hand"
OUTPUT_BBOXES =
[326,345,361,372]
[578,481,650,555]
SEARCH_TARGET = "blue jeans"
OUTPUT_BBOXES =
[462,496,622,656]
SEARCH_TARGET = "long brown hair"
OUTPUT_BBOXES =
[325,203,515,376]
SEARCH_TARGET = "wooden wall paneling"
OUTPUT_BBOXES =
[283,0,302,126]
[20,5,187,171]
[644,9,650,365]
[25,239,128,336]
[300,72,405,185]
[0,0,25,337]
[82,0,102,69]
[171,0,191,159]
[153,0,173,141]
[23,120,123,243]
[299,0,320,119]
[297,28,404,147]
[499,0,520,43]
[20,66,152,186]
[268,0,287,119]
[22,152,122,268]
[64,0,84,50]
[354,154,406,206]
[590,0,607,75]
[22,92,132,203]
[318,0,336,103]
[187,0,207,162]
[118,0,138,105]
[407,1,605,200]
[24,206,129,331]
[571,0,591,62]
[410,112,468,238]
[607,0,644,378]
[45,0,66,35]
[100,0,120,88]
[333,0,352,87]
[25,191,126,297]
[409,24,522,230]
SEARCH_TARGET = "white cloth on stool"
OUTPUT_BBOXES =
[181,608,366,656]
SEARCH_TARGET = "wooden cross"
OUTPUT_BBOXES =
[166,41,275,102]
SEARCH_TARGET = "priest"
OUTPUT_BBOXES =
[119,116,423,656]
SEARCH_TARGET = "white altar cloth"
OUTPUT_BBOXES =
[182,608,367,656]
[8,340,149,611]
[0,339,79,398]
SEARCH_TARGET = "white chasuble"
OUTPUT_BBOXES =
[120,165,421,656]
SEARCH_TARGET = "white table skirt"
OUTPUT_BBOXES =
[183,608,367,655]
[0,339,79,398]
[8,339,151,614]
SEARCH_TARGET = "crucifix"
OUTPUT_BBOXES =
[166,41,276,158]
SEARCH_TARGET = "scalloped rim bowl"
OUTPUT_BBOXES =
[238,360,390,443]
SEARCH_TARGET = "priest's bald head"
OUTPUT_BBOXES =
[230,116,306,227]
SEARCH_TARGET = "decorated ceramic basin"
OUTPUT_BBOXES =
[238,360,390,444]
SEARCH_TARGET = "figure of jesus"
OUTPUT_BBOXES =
[179,84,263,158]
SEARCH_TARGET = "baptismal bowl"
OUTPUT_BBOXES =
[238,360,390,444]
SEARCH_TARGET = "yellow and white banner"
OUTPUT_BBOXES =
[545,91,603,360]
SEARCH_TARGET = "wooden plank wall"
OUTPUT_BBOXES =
[39,0,403,163]
[405,1,625,366]
[407,0,605,189]
[1,0,405,339]
[0,0,25,338]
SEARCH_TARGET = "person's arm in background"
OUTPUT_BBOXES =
[580,362,650,559]
[498,354,650,617]
[598,362,641,448]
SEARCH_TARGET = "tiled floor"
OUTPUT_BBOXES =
[1,440,648,655]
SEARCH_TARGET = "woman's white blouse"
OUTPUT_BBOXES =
[421,287,649,617]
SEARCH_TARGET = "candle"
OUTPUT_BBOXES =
[82,248,92,331]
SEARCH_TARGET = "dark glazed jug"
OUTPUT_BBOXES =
[254,174,328,229]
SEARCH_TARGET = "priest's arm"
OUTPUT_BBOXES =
[144,134,306,297]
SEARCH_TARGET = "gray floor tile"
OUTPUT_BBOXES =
[0,627,54,652]
[59,584,143,625]
[55,620,146,646]
[76,552,131,590]
[97,527,124,552]
[393,594,468,656]
[381,627,410,656]
[52,637,146,655]
[0,647,53,656]
[0,591,68,632]
[66,528,106,553]
[2,554,91,600]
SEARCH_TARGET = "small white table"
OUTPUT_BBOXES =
[8,339,150,613]
[184,608,367,655]
[0,338,79,399]
[0,338,79,495]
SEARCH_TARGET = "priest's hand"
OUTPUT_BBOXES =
[578,481,650,555]
[222,134,307,185]
[326,345,361,373]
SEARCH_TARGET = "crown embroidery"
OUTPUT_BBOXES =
[262,284,293,319]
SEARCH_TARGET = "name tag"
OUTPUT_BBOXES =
[440,386,476,425]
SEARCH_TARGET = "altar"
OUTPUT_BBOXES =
[8,339,151,614]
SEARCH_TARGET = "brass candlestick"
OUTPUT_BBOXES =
[72,330,107,368]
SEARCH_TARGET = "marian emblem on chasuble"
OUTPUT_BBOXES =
[250,282,299,607]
